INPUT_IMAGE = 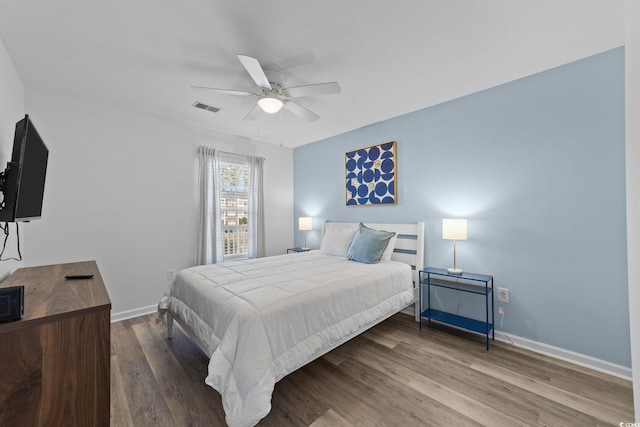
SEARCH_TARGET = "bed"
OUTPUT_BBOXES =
[157,221,424,427]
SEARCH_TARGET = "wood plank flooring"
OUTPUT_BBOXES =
[110,313,634,426]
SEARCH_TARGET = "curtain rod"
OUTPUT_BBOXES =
[198,145,265,161]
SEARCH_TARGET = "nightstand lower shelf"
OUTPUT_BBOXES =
[421,308,494,335]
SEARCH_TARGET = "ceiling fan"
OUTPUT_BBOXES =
[192,54,340,122]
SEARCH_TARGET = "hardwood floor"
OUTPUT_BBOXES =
[110,313,634,426]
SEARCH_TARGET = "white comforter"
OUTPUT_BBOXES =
[158,251,413,427]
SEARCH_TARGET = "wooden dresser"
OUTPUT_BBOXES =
[0,260,111,426]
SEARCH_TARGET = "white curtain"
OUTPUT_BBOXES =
[196,146,223,265]
[248,155,265,258]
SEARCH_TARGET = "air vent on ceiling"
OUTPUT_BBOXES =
[193,102,220,113]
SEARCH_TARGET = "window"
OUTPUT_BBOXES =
[220,159,249,260]
[196,146,264,265]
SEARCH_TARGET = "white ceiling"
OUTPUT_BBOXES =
[0,1,625,147]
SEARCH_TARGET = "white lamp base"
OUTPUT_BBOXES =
[447,267,463,274]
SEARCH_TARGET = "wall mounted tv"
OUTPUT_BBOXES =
[0,115,49,222]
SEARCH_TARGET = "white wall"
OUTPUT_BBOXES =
[0,36,24,278]
[21,88,293,318]
[626,0,640,419]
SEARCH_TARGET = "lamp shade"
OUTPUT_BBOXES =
[257,95,284,114]
[442,218,467,240]
[298,217,313,231]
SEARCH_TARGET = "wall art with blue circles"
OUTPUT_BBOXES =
[345,141,396,206]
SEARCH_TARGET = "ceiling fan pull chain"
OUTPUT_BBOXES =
[280,108,284,147]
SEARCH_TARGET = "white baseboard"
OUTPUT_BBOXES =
[401,306,414,316]
[494,330,632,382]
[111,304,157,323]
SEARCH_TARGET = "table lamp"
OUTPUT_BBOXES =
[442,218,467,274]
[299,217,313,249]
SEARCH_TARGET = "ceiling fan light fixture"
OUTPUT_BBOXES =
[257,94,284,113]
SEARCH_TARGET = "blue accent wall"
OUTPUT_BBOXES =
[293,48,629,366]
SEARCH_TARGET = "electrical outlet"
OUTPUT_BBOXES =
[498,306,504,314]
[498,287,509,303]
[167,269,176,281]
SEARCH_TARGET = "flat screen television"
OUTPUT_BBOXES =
[0,115,49,222]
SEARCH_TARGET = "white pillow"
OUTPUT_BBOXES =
[320,224,358,257]
[381,233,398,261]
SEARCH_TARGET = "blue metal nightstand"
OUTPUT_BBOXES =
[419,267,495,350]
[287,247,310,254]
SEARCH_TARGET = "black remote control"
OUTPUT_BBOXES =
[65,274,94,280]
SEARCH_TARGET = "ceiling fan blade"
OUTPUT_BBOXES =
[243,105,260,121]
[191,86,256,96]
[283,82,341,98]
[284,100,320,122]
[237,55,272,90]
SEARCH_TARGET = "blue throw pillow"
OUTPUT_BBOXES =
[347,223,396,264]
